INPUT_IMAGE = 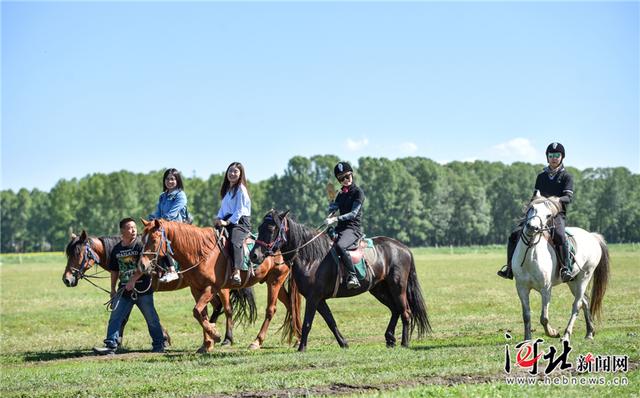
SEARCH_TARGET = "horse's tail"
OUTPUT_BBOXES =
[407,251,432,338]
[280,273,302,344]
[590,233,610,322]
[230,287,258,326]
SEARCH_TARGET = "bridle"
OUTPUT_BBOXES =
[141,227,175,270]
[68,238,111,295]
[254,214,328,258]
[520,202,555,248]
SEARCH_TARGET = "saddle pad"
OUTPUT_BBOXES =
[330,238,375,281]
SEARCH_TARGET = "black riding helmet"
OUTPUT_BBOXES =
[334,162,353,179]
[545,142,565,158]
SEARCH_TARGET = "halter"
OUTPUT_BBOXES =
[255,216,289,255]
[70,240,103,280]
[519,203,555,248]
[142,227,175,269]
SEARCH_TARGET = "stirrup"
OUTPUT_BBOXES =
[346,275,360,289]
[230,271,242,286]
[497,265,513,280]
[560,269,574,283]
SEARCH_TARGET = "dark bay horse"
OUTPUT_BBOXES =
[140,219,301,352]
[62,230,257,348]
[249,210,431,351]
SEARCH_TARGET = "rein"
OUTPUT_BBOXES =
[142,226,211,277]
[254,216,329,258]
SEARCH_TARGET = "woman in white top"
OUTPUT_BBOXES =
[214,162,251,285]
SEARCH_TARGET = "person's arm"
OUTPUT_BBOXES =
[125,270,143,291]
[228,186,250,225]
[327,201,339,214]
[559,173,574,205]
[110,271,119,297]
[163,191,187,221]
[533,174,542,197]
[337,201,363,222]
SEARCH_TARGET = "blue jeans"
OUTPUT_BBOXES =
[104,292,164,350]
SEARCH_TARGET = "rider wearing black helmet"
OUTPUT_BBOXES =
[497,142,575,282]
[325,162,365,289]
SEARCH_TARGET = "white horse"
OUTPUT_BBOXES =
[512,193,610,342]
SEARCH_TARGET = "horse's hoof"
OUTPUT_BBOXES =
[386,342,396,348]
[221,339,232,346]
[585,333,594,340]
[196,345,208,354]
[248,341,261,350]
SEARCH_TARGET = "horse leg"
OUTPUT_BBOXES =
[562,280,587,342]
[516,283,532,341]
[370,282,399,347]
[249,272,286,350]
[298,297,319,352]
[540,287,560,338]
[190,286,221,353]
[581,294,595,340]
[387,279,411,347]
[217,289,234,346]
[317,300,348,348]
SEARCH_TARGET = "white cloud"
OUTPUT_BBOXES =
[346,137,369,151]
[397,141,418,154]
[491,137,539,162]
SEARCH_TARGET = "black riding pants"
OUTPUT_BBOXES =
[334,227,361,274]
[225,216,251,270]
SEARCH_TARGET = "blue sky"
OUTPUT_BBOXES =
[2,1,638,192]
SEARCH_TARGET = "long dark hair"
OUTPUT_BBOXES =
[163,168,184,192]
[220,162,250,199]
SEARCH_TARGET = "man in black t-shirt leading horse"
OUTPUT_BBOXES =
[497,142,575,283]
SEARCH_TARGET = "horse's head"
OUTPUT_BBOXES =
[524,192,561,236]
[140,218,172,271]
[63,230,100,287]
[250,209,290,265]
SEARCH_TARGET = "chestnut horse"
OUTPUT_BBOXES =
[140,219,301,352]
[250,210,431,351]
[62,230,257,348]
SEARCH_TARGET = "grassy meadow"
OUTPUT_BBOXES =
[1,245,638,397]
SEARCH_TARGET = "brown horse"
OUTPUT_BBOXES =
[62,230,257,348]
[140,218,301,352]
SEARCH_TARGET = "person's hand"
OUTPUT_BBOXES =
[219,219,229,227]
[125,280,135,291]
[325,216,338,226]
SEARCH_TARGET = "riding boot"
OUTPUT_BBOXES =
[558,242,573,283]
[336,245,360,289]
[497,233,517,280]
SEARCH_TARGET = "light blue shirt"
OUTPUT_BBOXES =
[217,184,251,224]
[148,190,188,222]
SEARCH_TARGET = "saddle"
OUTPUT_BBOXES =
[214,228,257,271]
[330,238,377,279]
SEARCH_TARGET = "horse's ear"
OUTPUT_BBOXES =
[141,218,150,226]
[280,210,290,219]
[70,233,77,240]
[79,230,88,241]
[535,190,541,197]
[154,219,161,228]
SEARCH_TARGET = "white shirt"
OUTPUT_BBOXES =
[217,184,251,224]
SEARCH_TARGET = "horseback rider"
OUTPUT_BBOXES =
[497,142,575,282]
[325,162,365,289]
[214,162,251,286]
[148,168,190,283]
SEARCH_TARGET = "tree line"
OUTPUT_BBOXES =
[2,155,639,253]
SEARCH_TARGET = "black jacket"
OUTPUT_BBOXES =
[534,166,574,214]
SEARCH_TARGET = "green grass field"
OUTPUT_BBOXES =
[1,245,638,397]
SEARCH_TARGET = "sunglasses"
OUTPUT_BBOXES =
[337,173,352,182]
[547,153,562,159]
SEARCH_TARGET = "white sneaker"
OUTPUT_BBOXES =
[159,272,179,283]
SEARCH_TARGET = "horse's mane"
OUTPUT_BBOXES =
[285,215,332,264]
[99,236,122,264]
[160,220,217,259]
[516,196,562,225]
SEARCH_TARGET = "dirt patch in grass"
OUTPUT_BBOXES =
[196,374,497,398]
